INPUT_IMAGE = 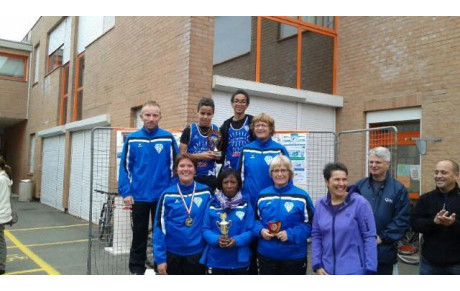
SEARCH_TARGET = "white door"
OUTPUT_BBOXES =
[40,135,66,211]
[68,130,91,220]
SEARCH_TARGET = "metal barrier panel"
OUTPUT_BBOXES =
[304,131,338,203]
[337,126,398,184]
[87,127,136,275]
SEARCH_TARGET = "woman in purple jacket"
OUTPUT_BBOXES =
[312,162,377,275]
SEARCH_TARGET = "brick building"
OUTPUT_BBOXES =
[0,16,458,216]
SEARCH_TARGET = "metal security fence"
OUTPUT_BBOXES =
[87,127,136,275]
[337,126,398,184]
[303,131,337,203]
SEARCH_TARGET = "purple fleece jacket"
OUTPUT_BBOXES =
[311,186,377,275]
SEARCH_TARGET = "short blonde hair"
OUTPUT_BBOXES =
[251,113,275,137]
[269,155,294,180]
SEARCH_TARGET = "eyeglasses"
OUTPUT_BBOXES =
[232,100,247,105]
[272,169,289,174]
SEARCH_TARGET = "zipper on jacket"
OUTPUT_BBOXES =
[332,212,336,275]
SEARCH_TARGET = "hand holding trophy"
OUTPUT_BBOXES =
[217,212,234,248]
[207,129,222,159]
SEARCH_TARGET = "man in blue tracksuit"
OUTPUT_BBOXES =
[355,147,410,275]
[118,100,178,275]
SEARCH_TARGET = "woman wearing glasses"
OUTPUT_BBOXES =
[253,155,315,275]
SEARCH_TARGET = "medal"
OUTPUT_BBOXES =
[177,183,197,227]
[185,217,194,226]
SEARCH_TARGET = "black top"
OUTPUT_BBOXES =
[180,125,211,145]
[218,114,255,163]
[411,184,460,266]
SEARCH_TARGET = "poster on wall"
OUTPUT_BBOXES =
[273,132,308,190]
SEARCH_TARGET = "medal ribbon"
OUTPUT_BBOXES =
[177,182,196,218]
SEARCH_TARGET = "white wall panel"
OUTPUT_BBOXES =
[40,135,65,211]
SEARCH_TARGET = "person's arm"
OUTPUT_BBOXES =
[284,193,315,244]
[217,121,228,164]
[357,200,378,274]
[153,193,168,266]
[311,201,324,274]
[411,195,443,235]
[378,183,410,243]
[118,137,134,205]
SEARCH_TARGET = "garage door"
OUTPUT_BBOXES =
[40,134,66,211]
[69,129,110,222]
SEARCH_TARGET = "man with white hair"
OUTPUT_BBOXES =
[355,147,410,275]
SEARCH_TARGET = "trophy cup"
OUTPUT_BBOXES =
[207,129,222,159]
[268,220,281,234]
[216,212,232,238]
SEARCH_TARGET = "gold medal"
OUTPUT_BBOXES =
[185,217,193,226]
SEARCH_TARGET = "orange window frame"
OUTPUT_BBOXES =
[0,52,28,82]
[47,46,63,74]
[73,52,85,121]
[256,16,338,94]
[59,62,70,125]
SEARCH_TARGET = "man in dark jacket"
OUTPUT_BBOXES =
[411,159,460,275]
[355,147,410,275]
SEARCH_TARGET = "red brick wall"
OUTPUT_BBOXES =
[336,16,460,192]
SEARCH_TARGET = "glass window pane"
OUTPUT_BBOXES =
[213,16,251,64]
[0,56,24,78]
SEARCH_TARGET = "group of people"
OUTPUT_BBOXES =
[118,90,460,275]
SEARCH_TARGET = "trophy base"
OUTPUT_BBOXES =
[213,151,222,159]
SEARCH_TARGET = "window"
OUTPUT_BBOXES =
[47,17,72,74]
[0,52,28,81]
[33,45,40,83]
[279,16,335,39]
[213,16,251,64]
[77,16,115,54]
[47,45,63,73]
[73,53,85,121]
[29,134,36,174]
[59,63,70,124]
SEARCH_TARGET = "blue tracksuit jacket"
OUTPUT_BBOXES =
[200,195,254,269]
[153,182,212,265]
[237,138,290,208]
[118,126,178,202]
[253,180,315,261]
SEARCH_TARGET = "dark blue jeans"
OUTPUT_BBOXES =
[420,257,460,275]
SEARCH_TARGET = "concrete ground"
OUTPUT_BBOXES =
[3,196,420,275]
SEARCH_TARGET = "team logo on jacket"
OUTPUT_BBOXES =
[236,211,245,221]
[264,156,273,165]
[194,197,203,208]
[284,202,294,213]
[155,144,164,154]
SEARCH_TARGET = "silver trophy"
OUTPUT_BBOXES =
[216,212,232,237]
[207,129,222,159]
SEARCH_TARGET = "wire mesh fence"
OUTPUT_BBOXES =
[88,127,137,275]
[337,126,398,184]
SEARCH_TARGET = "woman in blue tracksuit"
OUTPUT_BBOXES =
[153,154,212,275]
[237,113,290,209]
[312,162,377,275]
[253,155,315,275]
[200,168,254,275]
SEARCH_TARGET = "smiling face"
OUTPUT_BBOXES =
[434,160,459,193]
[368,155,390,181]
[141,105,162,131]
[254,121,271,141]
[325,170,348,200]
[197,105,214,128]
[231,93,249,116]
[177,158,196,185]
[271,165,290,187]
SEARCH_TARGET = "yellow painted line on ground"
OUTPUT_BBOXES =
[7,239,88,249]
[6,268,45,275]
[9,223,88,232]
[5,230,61,275]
